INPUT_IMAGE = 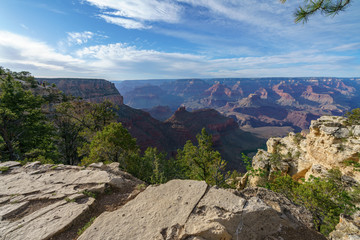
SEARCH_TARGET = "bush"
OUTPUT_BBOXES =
[266,169,358,236]
[345,108,360,125]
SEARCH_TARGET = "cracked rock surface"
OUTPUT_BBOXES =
[0,161,142,240]
[79,180,326,240]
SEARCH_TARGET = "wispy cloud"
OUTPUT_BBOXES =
[84,0,182,29]
[99,15,150,29]
[37,3,67,15]
[20,24,29,30]
[67,31,94,45]
[331,42,360,52]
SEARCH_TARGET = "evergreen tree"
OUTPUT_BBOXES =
[82,122,139,167]
[281,0,352,23]
[141,147,180,184]
[53,100,117,165]
[345,108,360,125]
[0,74,56,162]
[177,128,228,186]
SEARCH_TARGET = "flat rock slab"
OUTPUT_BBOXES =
[78,180,208,240]
[0,161,21,169]
[1,199,95,240]
[0,161,142,240]
[80,180,326,240]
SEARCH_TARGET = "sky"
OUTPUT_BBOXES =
[0,0,359,80]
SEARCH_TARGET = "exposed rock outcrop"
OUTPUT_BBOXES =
[301,86,334,105]
[329,212,360,240]
[249,115,360,186]
[0,161,143,240]
[272,82,296,106]
[79,180,325,240]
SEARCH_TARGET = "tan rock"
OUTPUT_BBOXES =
[329,212,360,240]
[250,115,360,184]
[78,180,208,240]
[0,161,143,240]
[80,180,325,240]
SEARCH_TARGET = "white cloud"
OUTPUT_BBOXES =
[331,42,360,51]
[99,15,150,29]
[0,31,83,71]
[0,31,357,80]
[67,31,94,45]
[84,0,182,29]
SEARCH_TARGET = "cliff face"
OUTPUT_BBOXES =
[250,116,360,186]
[37,78,124,105]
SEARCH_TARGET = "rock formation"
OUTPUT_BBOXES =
[143,105,174,121]
[301,86,334,105]
[0,161,143,240]
[249,115,360,186]
[329,212,360,240]
[0,162,329,240]
[79,180,325,240]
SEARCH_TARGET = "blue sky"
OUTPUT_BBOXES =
[0,0,359,80]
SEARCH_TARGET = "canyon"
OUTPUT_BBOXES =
[38,78,264,171]
[115,77,360,137]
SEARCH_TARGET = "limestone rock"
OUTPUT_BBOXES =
[79,180,325,240]
[329,212,360,240]
[0,161,143,240]
[250,115,360,184]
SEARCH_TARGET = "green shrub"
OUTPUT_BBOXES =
[0,166,9,172]
[266,169,358,236]
[77,217,96,236]
[82,190,97,198]
[345,108,360,125]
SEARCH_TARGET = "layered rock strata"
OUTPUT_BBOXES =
[38,78,124,105]
[249,115,360,186]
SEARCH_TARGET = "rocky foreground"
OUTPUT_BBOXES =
[0,161,142,240]
[0,161,326,240]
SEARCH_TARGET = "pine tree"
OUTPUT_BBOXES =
[177,128,228,186]
[281,0,352,23]
[0,74,55,162]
